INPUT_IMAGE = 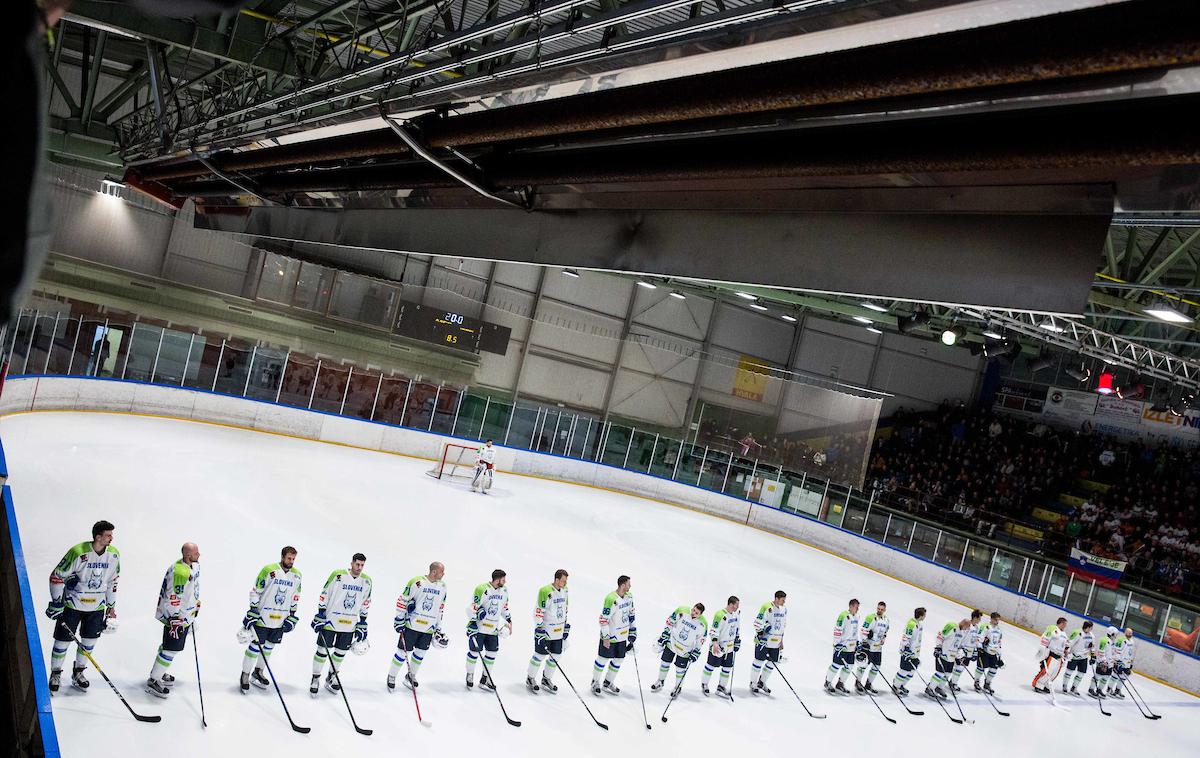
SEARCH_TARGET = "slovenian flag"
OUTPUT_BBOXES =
[1067,548,1126,589]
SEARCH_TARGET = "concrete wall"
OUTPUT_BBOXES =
[1,376,1194,694]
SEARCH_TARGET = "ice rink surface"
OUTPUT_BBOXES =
[2,411,1195,758]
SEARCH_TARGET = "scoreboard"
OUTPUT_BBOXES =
[392,301,511,355]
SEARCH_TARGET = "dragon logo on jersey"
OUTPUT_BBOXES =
[343,592,358,611]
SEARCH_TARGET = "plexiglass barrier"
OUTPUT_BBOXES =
[2,307,1198,658]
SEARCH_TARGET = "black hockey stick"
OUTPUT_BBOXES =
[631,650,652,730]
[61,625,161,723]
[476,646,521,727]
[913,670,963,724]
[851,664,896,724]
[943,669,974,724]
[962,666,1010,717]
[396,631,432,727]
[192,623,207,727]
[1088,677,1112,717]
[726,651,736,702]
[548,654,608,730]
[872,665,923,716]
[321,627,372,735]
[660,659,694,723]
[258,641,311,733]
[773,666,826,719]
[1115,672,1162,720]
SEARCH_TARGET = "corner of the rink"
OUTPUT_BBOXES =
[0,430,62,757]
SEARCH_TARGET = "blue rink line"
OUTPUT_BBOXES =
[5,373,1200,674]
[0,430,61,757]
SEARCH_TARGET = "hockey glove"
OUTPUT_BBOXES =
[352,638,371,656]
[658,630,671,648]
[534,627,549,644]
[627,630,637,647]
[282,614,299,634]
[996,656,1004,669]
[855,649,868,663]
[311,609,328,633]
[354,621,369,643]
[236,627,255,645]
[393,614,407,634]
[242,608,261,630]
[45,598,65,621]
[102,616,119,635]
[434,629,450,649]
[563,622,571,641]
[688,647,702,663]
[906,654,921,669]
[733,636,742,653]
[168,617,188,639]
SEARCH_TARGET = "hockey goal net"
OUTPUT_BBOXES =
[427,443,478,480]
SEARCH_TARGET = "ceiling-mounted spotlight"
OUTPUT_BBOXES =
[561,268,581,278]
[866,327,883,335]
[668,291,687,300]
[941,324,965,346]
[1027,350,1052,373]
[1096,371,1116,395]
[1144,300,1192,324]
[636,279,658,290]
[1038,317,1067,333]
[100,177,125,198]
[780,314,798,323]
[749,303,768,312]
[852,315,874,324]
[734,292,757,301]
[1065,364,1091,383]
[860,302,889,313]
[897,309,929,335]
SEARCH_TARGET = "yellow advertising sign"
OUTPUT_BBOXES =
[733,355,770,402]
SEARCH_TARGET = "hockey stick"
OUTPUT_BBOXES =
[851,663,895,724]
[1115,672,1162,720]
[258,641,311,733]
[660,658,694,723]
[773,666,827,719]
[60,625,161,723]
[1088,677,1112,717]
[962,666,1009,717]
[872,665,923,716]
[476,644,521,727]
[942,665,974,724]
[547,654,608,730]
[726,651,736,702]
[631,650,652,730]
[912,669,963,724]
[395,631,432,728]
[321,626,372,735]
[192,623,207,728]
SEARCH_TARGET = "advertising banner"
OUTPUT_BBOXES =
[732,355,770,402]
[1042,387,1098,424]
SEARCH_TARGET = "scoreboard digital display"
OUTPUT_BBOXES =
[392,300,511,356]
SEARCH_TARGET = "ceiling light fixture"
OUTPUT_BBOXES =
[561,268,580,278]
[735,292,757,301]
[668,291,686,300]
[780,314,798,323]
[1065,364,1091,383]
[941,325,965,346]
[1038,318,1066,333]
[750,303,769,311]
[897,310,929,335]
[1144,302,1192,324]
[636,280,658,290]
[860,302,888,313]
[852,316,874,324]
[866,327,883,335]
[982,324,1003,340]
[1027,351,1053,374]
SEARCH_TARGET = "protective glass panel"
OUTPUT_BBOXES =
[44,317,81,375]
[212,344,253,396]
[1065,576,1093,615]
[430,387,459,434]
[1088,586,1128,626]
[310,365,351,414]
[293,262,335,313]
[122,323,162,382]
[278,356,319,408]
[343,371,382,420]
[989,551,1026,591]
[244,348,288,401]
[935,533,967,570]
[187,339,225,391]
[884,516,914,550]
[962,543,996,580]
[505,406,540,449]
[840,494,869,535]
[329,272,400,328]
[403,382,439,429]
[909,524,940,560]
[600,425,633,467]
[1125,594,1168,640]
[649,439,682,479]
[257,253,300,304]
[1161,608,1199,654]
[373,376,411,426]
[862,506,890,541]
[481,400,510,443]
[152,330,196,386]
[454,395,489,440]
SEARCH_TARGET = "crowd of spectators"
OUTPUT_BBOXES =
[695,418,870,484]
[867,403,1200,598]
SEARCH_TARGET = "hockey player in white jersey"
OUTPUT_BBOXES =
[854,600,890,694]
[1106,627,1135,698]
[1062,620,1095,696]
[975,611,1004,694]
[925,618,969,700]
[238,546,302,693]
[310,552,372,696]
[1032,616,1069,693]
[751,590,786,695]
[592,575,637,695]
[1088,626,1118,698]
[824,598,861,694]
[651,603,708,698]
[389,561,449,692]
[146,542,201,698]
[466,569,512,690]
[701,596,740,697]
[949,609,983,691]
[891,607,925,696]
[527,569,569,693]
[471,439,496,493]
[45,520,119,693]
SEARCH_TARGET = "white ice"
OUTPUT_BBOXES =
[1,411,1195,758]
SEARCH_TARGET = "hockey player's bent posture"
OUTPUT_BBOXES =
[751,590,787,694]
[1089,626,1119,698]
[824,598,861,694]
[949,609,983,691]
[892,607,925,696]
[1107,627,1135,698]
[389,561,448,691]
[593,575,637,695]
[651,603,708,698]
[466,569,512,690]
[46,520,120,694]
[239,546,302,692]
[311,552,372,696]
[147,542,201,698]
[701,596,741,697]
[527,569,570,693]
[1062,621,1095,695]
[926,618,969,700]
[472,439,497,493]
[854,600,890,694]
[976,611,1004,694]
[1032,617,1069,693]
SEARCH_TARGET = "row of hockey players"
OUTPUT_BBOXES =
[1033,618,1137,699]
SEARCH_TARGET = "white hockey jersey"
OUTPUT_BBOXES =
[1039,625,1069,657]
[469,582,511,635]
[860,612,890,652]
[900,618,924,655]
[832,610,860,651]
[598,591,636,643]
[318,569,372,632]
[982,622,1003,655]
[754,602,787,648]
[248,563,302,629]
[1067,628,1095,660]
[663,606,708,657]
[534,584,569,640]
[399,575,447,633]
[155,560,200,626]
[477,445,496,466]
[50,542,120,613]
[709,609,740,655]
